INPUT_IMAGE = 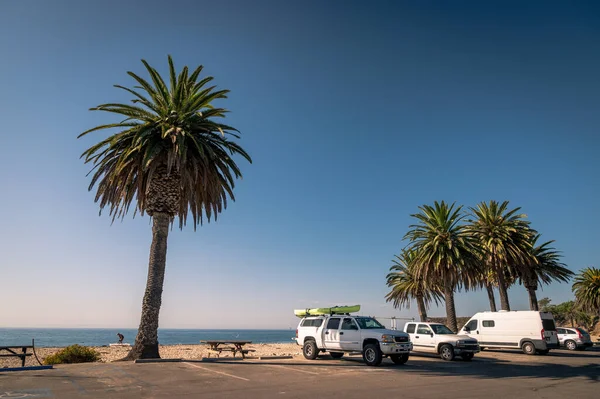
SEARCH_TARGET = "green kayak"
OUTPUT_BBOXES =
[294,305,361,317]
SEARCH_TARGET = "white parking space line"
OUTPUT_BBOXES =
[263,364,321,375]
[183,362,250,381]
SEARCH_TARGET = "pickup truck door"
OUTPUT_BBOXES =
[415,324,436,352]
[323,317,342,350]
[339,318,362,351]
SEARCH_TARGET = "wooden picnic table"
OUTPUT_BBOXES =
[0,340,42,367]
[200,340,254,359]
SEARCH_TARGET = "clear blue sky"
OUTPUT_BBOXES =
[1,0,598,329]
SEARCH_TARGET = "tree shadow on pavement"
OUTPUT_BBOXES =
[196,355,599,382]
[401,359,599,382]
[483,348,600,359]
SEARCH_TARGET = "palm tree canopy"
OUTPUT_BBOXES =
[78,56,252,228]
[572,267,600,313]
[467,200,534,273]
[520,234,573,288]
[404,201,480,289]
[385,249,444,309]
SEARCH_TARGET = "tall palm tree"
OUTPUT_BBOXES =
[385,249,444,322]
[78,56,252,359]
[404,201,479,332]
[519,235,573,311]
[572,267,600,313]
[467,200,533,311]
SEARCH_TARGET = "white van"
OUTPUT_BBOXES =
[459,310,559,355]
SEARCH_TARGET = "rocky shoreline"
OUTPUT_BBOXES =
[0,343,302,368]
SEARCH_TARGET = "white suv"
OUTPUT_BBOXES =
[295,315,412,366]
[557,327,594,350]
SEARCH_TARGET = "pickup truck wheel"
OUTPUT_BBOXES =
[439,344,455,361]
[390,354,409,365]
[460,353,474,361]
[362,344,382,366]
[521,341,536,355]
[303,340,319,360]
[330,352,344,359]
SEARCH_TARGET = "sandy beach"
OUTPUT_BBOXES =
[0,343,302,368]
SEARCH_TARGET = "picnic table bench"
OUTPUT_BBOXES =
[200,340,256,359]
[0,339,42,367]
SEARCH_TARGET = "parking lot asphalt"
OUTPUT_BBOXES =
[1,348,598,398]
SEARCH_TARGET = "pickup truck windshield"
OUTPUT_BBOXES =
[355,317,385,329]
[430,325,454,334]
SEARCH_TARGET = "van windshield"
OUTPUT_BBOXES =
[355,317,385,329]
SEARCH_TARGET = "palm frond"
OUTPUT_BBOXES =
[79,56,252,228]
[572,267,600,313]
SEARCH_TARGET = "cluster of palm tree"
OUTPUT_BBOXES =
[385,200,573,332]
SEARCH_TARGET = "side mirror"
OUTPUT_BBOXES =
[464,327,470,333]
[430,333,434,337]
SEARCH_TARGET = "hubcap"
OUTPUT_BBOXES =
[525,345,533,353]
[442,348,451,359]
[365,349,375,362]
[305,345,313,356]
[567,341,575,350]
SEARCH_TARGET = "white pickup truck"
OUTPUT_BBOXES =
[295,314,412,366]
[403,322,480,361]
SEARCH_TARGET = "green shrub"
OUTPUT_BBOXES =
[43,345,101,365]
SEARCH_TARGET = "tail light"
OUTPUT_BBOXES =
[577,330,583,339]
[296,329,298,338]
[541,329,545,339]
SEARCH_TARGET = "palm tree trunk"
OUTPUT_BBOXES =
[486,283,497,312]
[416,295,428,322]
[444,283,458,333]
[496,270,511,311]
[124,213,170,360]
[526,286,539,311]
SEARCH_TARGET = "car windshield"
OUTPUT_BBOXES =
[355,317,385,329]
[430,324,454,334]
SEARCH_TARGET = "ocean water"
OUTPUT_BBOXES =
[0,328,295,347]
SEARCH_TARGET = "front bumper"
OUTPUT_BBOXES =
[454,345,480,354]
[380,342,412,355]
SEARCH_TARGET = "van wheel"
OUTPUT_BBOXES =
[565,340,577,351]
[439,344,455,361]
[303,340,319,360]
[461,353,474,361]
[330,352,344,359]
[390,354,409,365]
[521,341,536,355]
[362,344,382,366]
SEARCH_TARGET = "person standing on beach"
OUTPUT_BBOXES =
[117,333,124,344]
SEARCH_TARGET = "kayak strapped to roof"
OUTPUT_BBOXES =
[294,305,361,318]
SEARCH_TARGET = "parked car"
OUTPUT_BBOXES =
[459,310,559,355]
[295,314,412,366]
[556,327,594,350]
[403,322,479,361]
